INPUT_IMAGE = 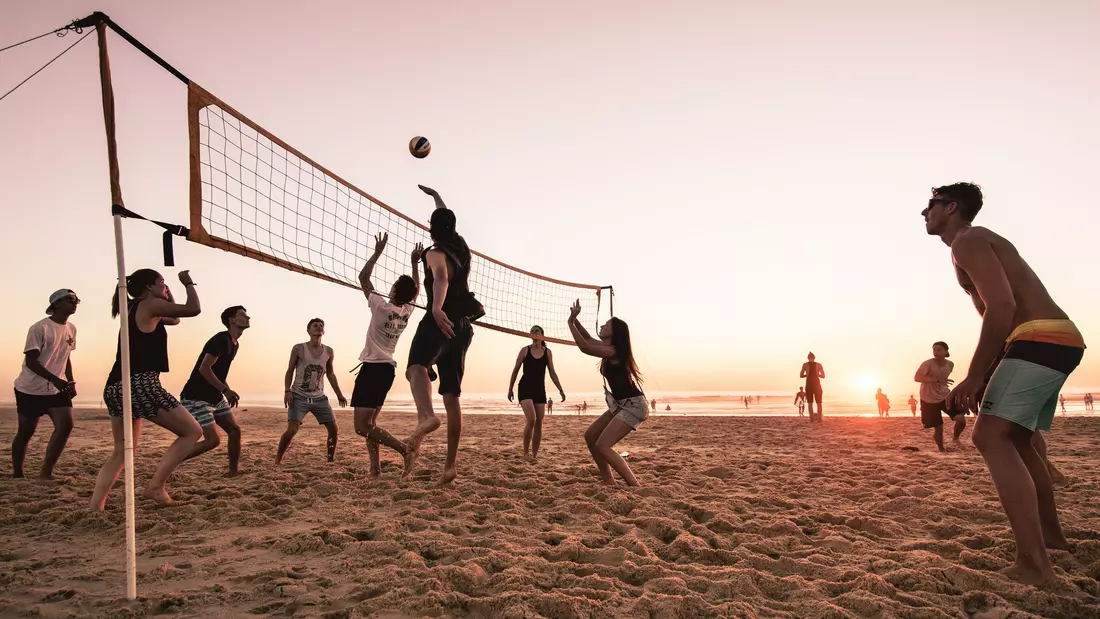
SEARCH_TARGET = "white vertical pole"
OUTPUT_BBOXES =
[112,216,138,600]
[97,19,138,600]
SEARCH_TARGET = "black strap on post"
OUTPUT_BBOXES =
[112,204,189,267]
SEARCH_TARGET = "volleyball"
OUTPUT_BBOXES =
[409,136,431,158]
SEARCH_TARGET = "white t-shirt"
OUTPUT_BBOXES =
[359,294,414,366]
[917,358,954,403]
[14,318,77,396]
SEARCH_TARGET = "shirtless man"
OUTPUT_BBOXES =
[794,387,807,417]
[800,353,825,422]
[924,182,1085,585]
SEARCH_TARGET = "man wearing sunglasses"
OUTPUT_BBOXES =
[11,289,80,480]
[923,182,1085,585]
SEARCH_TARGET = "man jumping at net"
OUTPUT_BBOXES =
[405,184,483,485]
[277,318,348,464]
[924,182,1084,585]
[353,231,422,480]
[180,305,248,474]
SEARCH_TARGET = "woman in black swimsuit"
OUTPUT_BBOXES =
[507,326,565,460]
[567,301,647,486]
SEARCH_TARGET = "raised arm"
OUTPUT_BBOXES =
[410,242,423,300]
[325,348,347,407]
[143,271,200,320]
[419,185,449,210]
[507,347,525,402]
[546,348,566,401]
[359,232,388,298]
[567,300,615,358]
[283,345,299,408]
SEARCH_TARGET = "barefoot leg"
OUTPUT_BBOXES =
[972,415,1053,584]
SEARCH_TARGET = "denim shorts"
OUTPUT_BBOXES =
[288,393,334,424]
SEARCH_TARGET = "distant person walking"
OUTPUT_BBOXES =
[800,353,825,422]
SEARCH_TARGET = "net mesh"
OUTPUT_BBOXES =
[187,83,605,344]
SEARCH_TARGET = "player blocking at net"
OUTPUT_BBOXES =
[353,232,422,479]
[406,185,484,485]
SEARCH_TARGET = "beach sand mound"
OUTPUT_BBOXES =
[1,409,1098,617]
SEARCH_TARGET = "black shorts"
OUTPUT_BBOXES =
[806,385,822,404]
[517,382,547,405]
[14,389,73,418]
[920,399,962,428]
[351,362,396,409]
[407,317,474,397]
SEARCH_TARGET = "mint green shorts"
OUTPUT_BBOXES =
[980,342,1084,432]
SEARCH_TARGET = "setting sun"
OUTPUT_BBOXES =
[853,373,879,394]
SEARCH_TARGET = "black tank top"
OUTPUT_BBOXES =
[519,346,548,388]
[603,357,643,400]
[423,234,474,322]
[107,299,170,383]
[805,362,820,386]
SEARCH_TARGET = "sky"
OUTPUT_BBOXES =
[2,0,1098,404]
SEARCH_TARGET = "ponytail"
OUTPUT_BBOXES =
[111,269,162,318]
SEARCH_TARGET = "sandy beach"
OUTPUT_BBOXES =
[1,407,1099,618]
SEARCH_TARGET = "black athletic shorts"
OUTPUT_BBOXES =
[407,316,474,397]
[920,399,962,428]
[806,385,822,404]
[517,381,547,405]
[351,362,396,409]
[15,389,73,418]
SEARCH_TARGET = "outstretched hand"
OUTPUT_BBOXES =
[418,184,439,197]
[373,232,389,256]
[568,299,582,321]
[559,390,566,403]
[411,242,425,264]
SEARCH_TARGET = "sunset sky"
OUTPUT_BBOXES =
[2,1,1098,404]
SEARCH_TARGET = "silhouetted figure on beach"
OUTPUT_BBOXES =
[800,353,825,422]
[794,387,806,417]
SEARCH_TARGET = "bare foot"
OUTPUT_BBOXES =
[369,471,381,481]
[401,451,417,479]
[34,474,64,483]
[999,563,1054,586]
[142,486,173,504]
[438,467,457,486]
[523,454,535,462]
[412,416,441,442]
[1044,533,1073,551]
[225,469,242,478]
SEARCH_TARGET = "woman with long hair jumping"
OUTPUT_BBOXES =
[567,300,647,486]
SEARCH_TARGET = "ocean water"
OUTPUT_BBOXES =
[190,392,1099,418]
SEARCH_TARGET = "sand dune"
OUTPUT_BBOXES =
[1,407,1098,618]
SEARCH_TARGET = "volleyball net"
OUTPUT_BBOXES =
[186,83,608,344]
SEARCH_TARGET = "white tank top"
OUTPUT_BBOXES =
[292,342,330,398]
